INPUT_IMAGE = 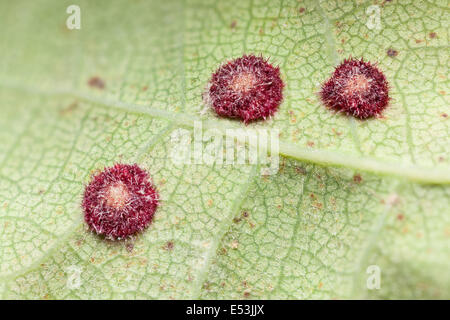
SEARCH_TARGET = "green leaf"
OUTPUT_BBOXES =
[0,0,448,299]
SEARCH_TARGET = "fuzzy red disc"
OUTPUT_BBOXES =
[206,54,284,123]
[320,58,389,119]
[82,163,159,240]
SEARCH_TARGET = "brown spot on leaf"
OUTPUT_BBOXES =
[307,141,315,147]
[429,32,437,39]
[313,201,323,209]
[387,48,398,57]
[202,282,211,290]
[441,113,448,118]
[230,20,237,29]
[59,101,79,116]
[242,211,249,218]
[233,217,242,224]
[353,174,362,184]
[126,242,134,253]
[295,166,306,175]
[299,7,306,14]
[243,291,250,298]
[164,241,174,251]
[88,76,105,89]
[397,213,405,221]
[332,128,342,136]
[288,110,297,123]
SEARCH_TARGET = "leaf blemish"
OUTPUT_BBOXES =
[332,128,342,136]
[387,48,398,57]
[59,101,79,116]
[126,242,134,253]
[163,241,174,251]
[353,174,362,184]
[88,76,105,89]
[295,166,307,175]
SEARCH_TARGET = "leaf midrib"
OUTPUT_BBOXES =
[1,81,449,184]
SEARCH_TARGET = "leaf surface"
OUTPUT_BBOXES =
[0,0,449,299]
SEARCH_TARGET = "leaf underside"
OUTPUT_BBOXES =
[0,0,449,299]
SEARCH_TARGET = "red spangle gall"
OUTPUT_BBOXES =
[82,163,159,240]
[205,54,284,124]
[320,58,390,119]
